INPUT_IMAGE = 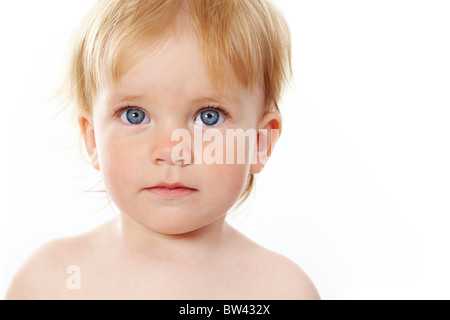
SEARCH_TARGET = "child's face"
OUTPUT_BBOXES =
[81,32,280,235]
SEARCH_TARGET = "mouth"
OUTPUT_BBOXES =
[145,182,198,199]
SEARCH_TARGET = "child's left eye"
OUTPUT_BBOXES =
[194,108,227,126]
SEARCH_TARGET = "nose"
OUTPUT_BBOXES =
[151,126,193,167]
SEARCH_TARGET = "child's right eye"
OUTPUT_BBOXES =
[118,108,150,125]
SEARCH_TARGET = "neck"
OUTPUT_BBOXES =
[113,213,229,262]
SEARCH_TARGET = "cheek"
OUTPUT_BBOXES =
[199,162,249,204]
[96,133,145,197]
[196,128,255,205]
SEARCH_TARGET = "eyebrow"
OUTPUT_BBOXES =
[107,92,241,106]
[192,94,239,106]
[107,94,146,104]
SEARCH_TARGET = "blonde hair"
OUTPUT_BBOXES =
[66,0,291,205]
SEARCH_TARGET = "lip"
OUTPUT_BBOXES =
[145,183,197,199]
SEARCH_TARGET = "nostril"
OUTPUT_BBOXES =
[174,157,192,166]
[152,133,192,166]
[155,156,190,166]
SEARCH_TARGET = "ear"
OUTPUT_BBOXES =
[79,113,100,170]
[250,111,282,174]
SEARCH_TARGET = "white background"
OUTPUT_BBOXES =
[1,0,449,299]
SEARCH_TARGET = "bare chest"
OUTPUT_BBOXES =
[59,258,266,299]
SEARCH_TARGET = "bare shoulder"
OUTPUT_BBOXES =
[4,222,109,300]
[4,237,80,299]
[254,248,320,300]
[228,227,320,300]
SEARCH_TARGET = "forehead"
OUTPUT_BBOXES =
[101,33,263,107]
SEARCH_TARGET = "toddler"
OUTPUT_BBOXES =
[6,0,319,300]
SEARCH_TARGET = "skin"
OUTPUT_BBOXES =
[5,31,319,300]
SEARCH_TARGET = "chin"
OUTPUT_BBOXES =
[147,212,226,237]
[145,222,210,237]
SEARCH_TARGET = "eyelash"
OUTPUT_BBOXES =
[196,105,231,121]
[113,105,141,119]
[112,105,231,122]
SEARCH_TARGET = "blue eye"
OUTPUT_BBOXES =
[194,109,226,126]
[119,108,150,125]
